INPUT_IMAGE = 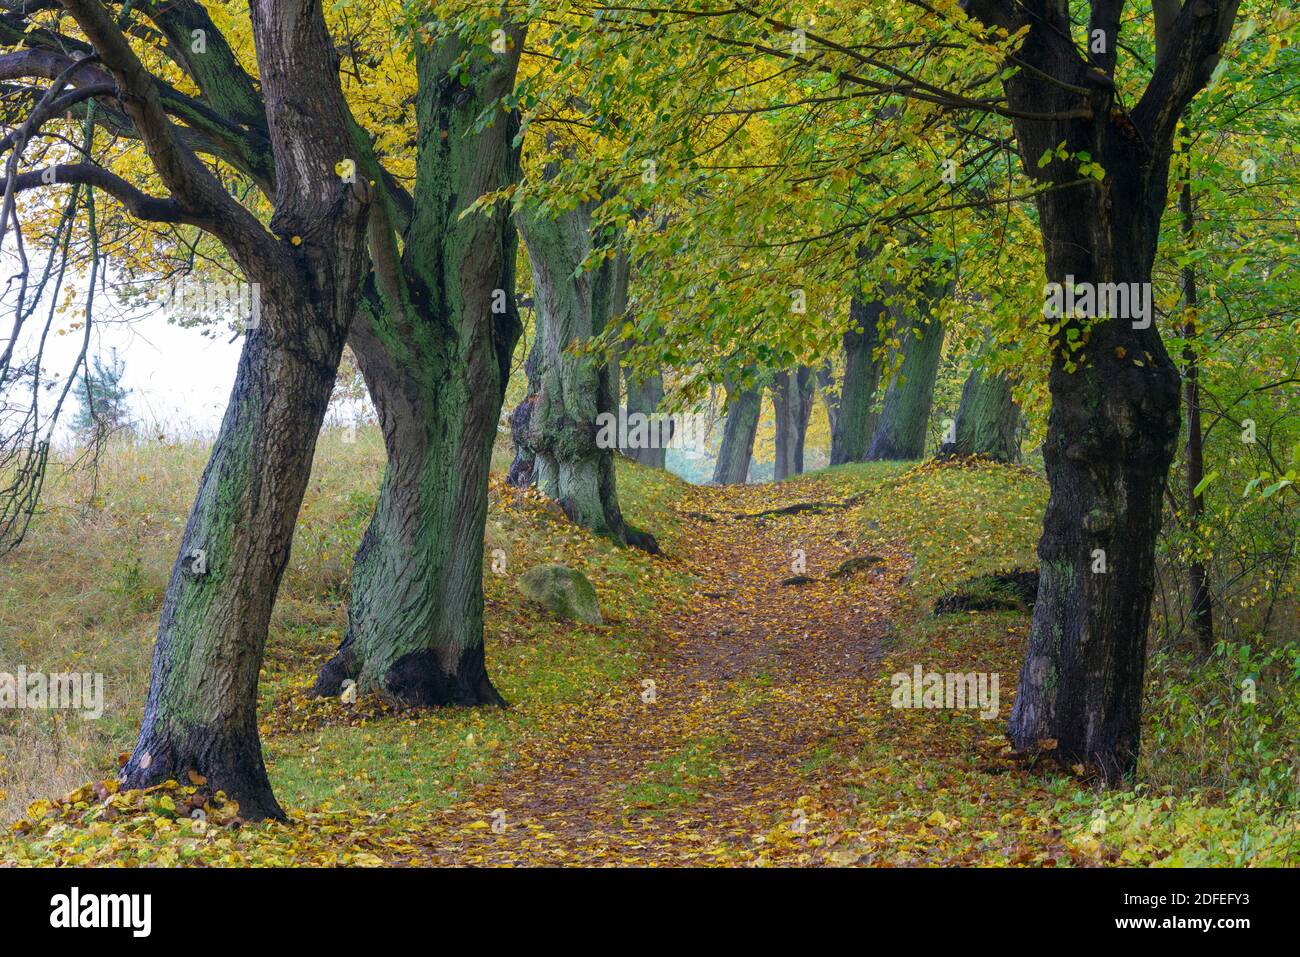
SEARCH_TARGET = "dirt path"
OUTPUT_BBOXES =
[413,478,909,866]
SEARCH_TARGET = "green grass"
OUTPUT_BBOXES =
[0,429,693,828]
[622,736,727,813]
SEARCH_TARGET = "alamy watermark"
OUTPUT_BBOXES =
[1043,275,1153,329]
[0,666,104,719]
[50,887,150,937]
[596,409,707,452]
[890,664,999,719]
[164,278,261,331]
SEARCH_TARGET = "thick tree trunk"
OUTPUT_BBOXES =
[122,298,349,821]
[830,296,886,465]
[867,290,946,461]
[315,35,524,705]
[965,0,1236,788]
[712,373,762,484]
[772,366,813,480]
[114,0,373,820]
[998,22,1192,783]
[518,202,656,551]
[937,365,1021,462]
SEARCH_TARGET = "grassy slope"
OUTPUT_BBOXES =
[2,440,1296,865]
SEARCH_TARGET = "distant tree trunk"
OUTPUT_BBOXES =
[772,366,813,480]
[830,296,885,465]
[507,336,541,487]
[937,365,1021,462]
[867,288,946,461]
[1180,175,1213,650]
[313,35,524,707]
[517,203,656,551]
[623,368,668,469]
[712,373,761,484]
[815,361,838,438]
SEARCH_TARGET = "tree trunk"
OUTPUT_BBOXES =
[517,202,656,551]
[712,373,762,484]
[506,336,541,487]
[315,34,524,705]
[124,284,360,822]
[772,366,813,480]
[964,0,1237,787]
[994,15,1200,782]
[938,364,1021,462]
[623,368,668,469]
[1180,175,1213,649]
[830,296,886,464]
[115,0,373,820]
[867,290,946,461]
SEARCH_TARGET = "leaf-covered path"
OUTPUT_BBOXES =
[411,478,910,865]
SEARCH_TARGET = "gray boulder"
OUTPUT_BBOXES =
[517,564,603,625]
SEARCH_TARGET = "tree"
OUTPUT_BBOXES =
[712,372,762,484]
[772,365,813,480]
[313,28,526,707]
[938,365,1021,463]
[516,199,657,551]
[71,349,131,441]
[960,0,1243,779]
[867,281,947,461]
[815,360,839,439]
[621,365,669,469]
[830,296,886,465]
[1,0,529,817]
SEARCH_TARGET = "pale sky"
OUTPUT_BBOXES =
[2,251,243,446]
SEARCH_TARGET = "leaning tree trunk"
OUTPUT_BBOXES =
[517,200,656,551]
[113,0,372,821]
[712,372,762,484]
[830,296,885,465]
[772,366,813,480]
[937,365,1021,462]
[314,34,524,706]
[123,289,357,821]
[867,289,946,461]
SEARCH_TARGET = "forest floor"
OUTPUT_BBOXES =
[3,444,1298,866]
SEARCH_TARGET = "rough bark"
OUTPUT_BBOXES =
[314,34,524,706]
[517,200,656,551]
[959,0,1241,781]
[712,372,762,484]
[867,288,946,461]
[830,296,886,465]
[938,364,1021,462]
[100,0,373,819]
[772,365,813,480]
